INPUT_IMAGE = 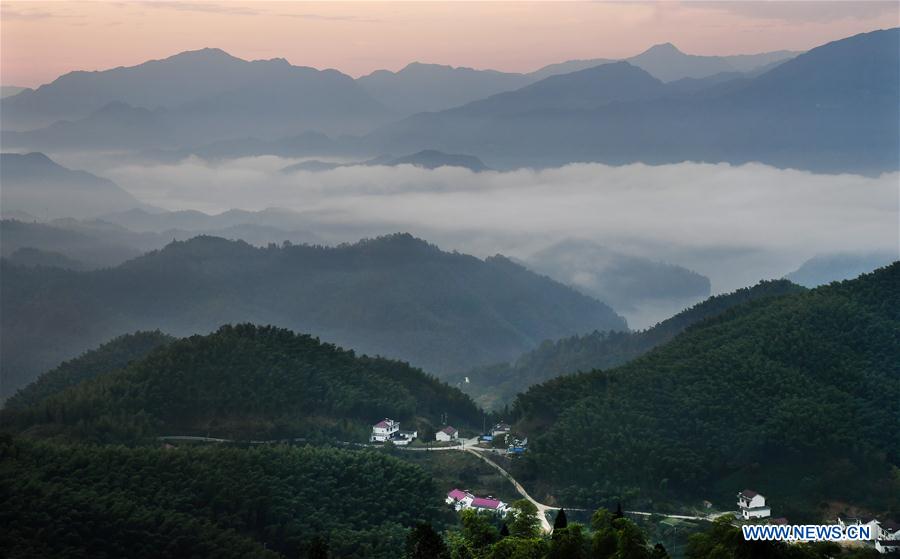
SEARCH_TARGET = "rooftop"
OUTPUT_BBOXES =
[471,497,503,509]
[447,489,470,501]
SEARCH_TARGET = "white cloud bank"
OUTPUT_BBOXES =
[104,157,899,292]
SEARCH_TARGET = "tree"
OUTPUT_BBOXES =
[306,535,329,559]
[650,543,669,559]
[486,537,548,559]
[405,522,448,559]
[614,519,649,559]
[549,524,587,559]
[553,509,568,530]
[509,500,542,539]
[614,502,624,520]
[460,509,499,550]
[591,509,618,559]
[500,524,510,538]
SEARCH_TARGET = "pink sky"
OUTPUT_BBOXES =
[2,1,897,87]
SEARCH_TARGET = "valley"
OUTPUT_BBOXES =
[1,7,897,558]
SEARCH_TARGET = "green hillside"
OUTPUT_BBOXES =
[0,233,626,398]
[464,279,804,409]
[2,324,482,443]
[0,435,440,558]
[4,330,174,410]
[511,264,900,520]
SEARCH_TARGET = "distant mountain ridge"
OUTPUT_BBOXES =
[358,62,532,114]
[0,152,147,220]
[357,43,797,116]
[281,149,489,173]
[1,41,798,152]
[364,28,899,174]
[1,48,391,141]
[0,233,626,398]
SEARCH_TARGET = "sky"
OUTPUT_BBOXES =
[2,1,898,87]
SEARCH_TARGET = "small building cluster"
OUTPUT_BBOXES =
[737,489,771,519]
[370,418,417,446]
[446,488,509,516]
[435,426,459,442]
[737,489,900,555]
[838,517,900,554]
[507,436,528,455]
[479,422,511,442]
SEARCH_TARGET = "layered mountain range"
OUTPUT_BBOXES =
[3,29,894,174]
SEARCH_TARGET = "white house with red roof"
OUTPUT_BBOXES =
[737,489,771,519]
[436,426,459,442]
[446,488,509,516]
[370,418,417,445]
[371,418,400,442]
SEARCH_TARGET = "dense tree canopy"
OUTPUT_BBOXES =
[512,264,900,518]
[2,324,482,443]
[0,435,440,558]
[4,330,173,410]
[463,280,803,409]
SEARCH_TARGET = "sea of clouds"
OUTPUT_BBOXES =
[97,156,899,295]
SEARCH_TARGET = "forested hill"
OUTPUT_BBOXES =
[2,324,482,443]
[0,436,440,558]
[512,263,900,519]
[4,331,174,410]
[0,233,626,399]
[464,279,803,409]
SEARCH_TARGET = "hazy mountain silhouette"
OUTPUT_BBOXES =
[5,102,174,150]
[358,62,531,114]
[0,219,144,268]
[524,239,711,325]
[450,62,667,116]
[1,233,627,398]
[281,149,489,173]
[1,48,391,140]
[526,44,796,83]
[0,152,147,220]
[786,252,898,287]
[626,42,797,82]
[1,210,324,270]
[0,86,31,99]
[364,29,899,174]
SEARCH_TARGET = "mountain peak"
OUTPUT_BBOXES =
[161,47,242,64]
[642,42,684,55]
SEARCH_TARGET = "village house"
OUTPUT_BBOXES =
[371,418,400,442]
[371,418,418,445]
[491,423,511,437]
[436,426,459,442]
[882,520,900,540]
[875,540,900,555]
[393,430,418,446]
[446,488,509,516]
[838,516,883,540]
[737,489,771,519]
[446,489,473,511]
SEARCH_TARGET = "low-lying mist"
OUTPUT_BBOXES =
[95,155,899,303]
